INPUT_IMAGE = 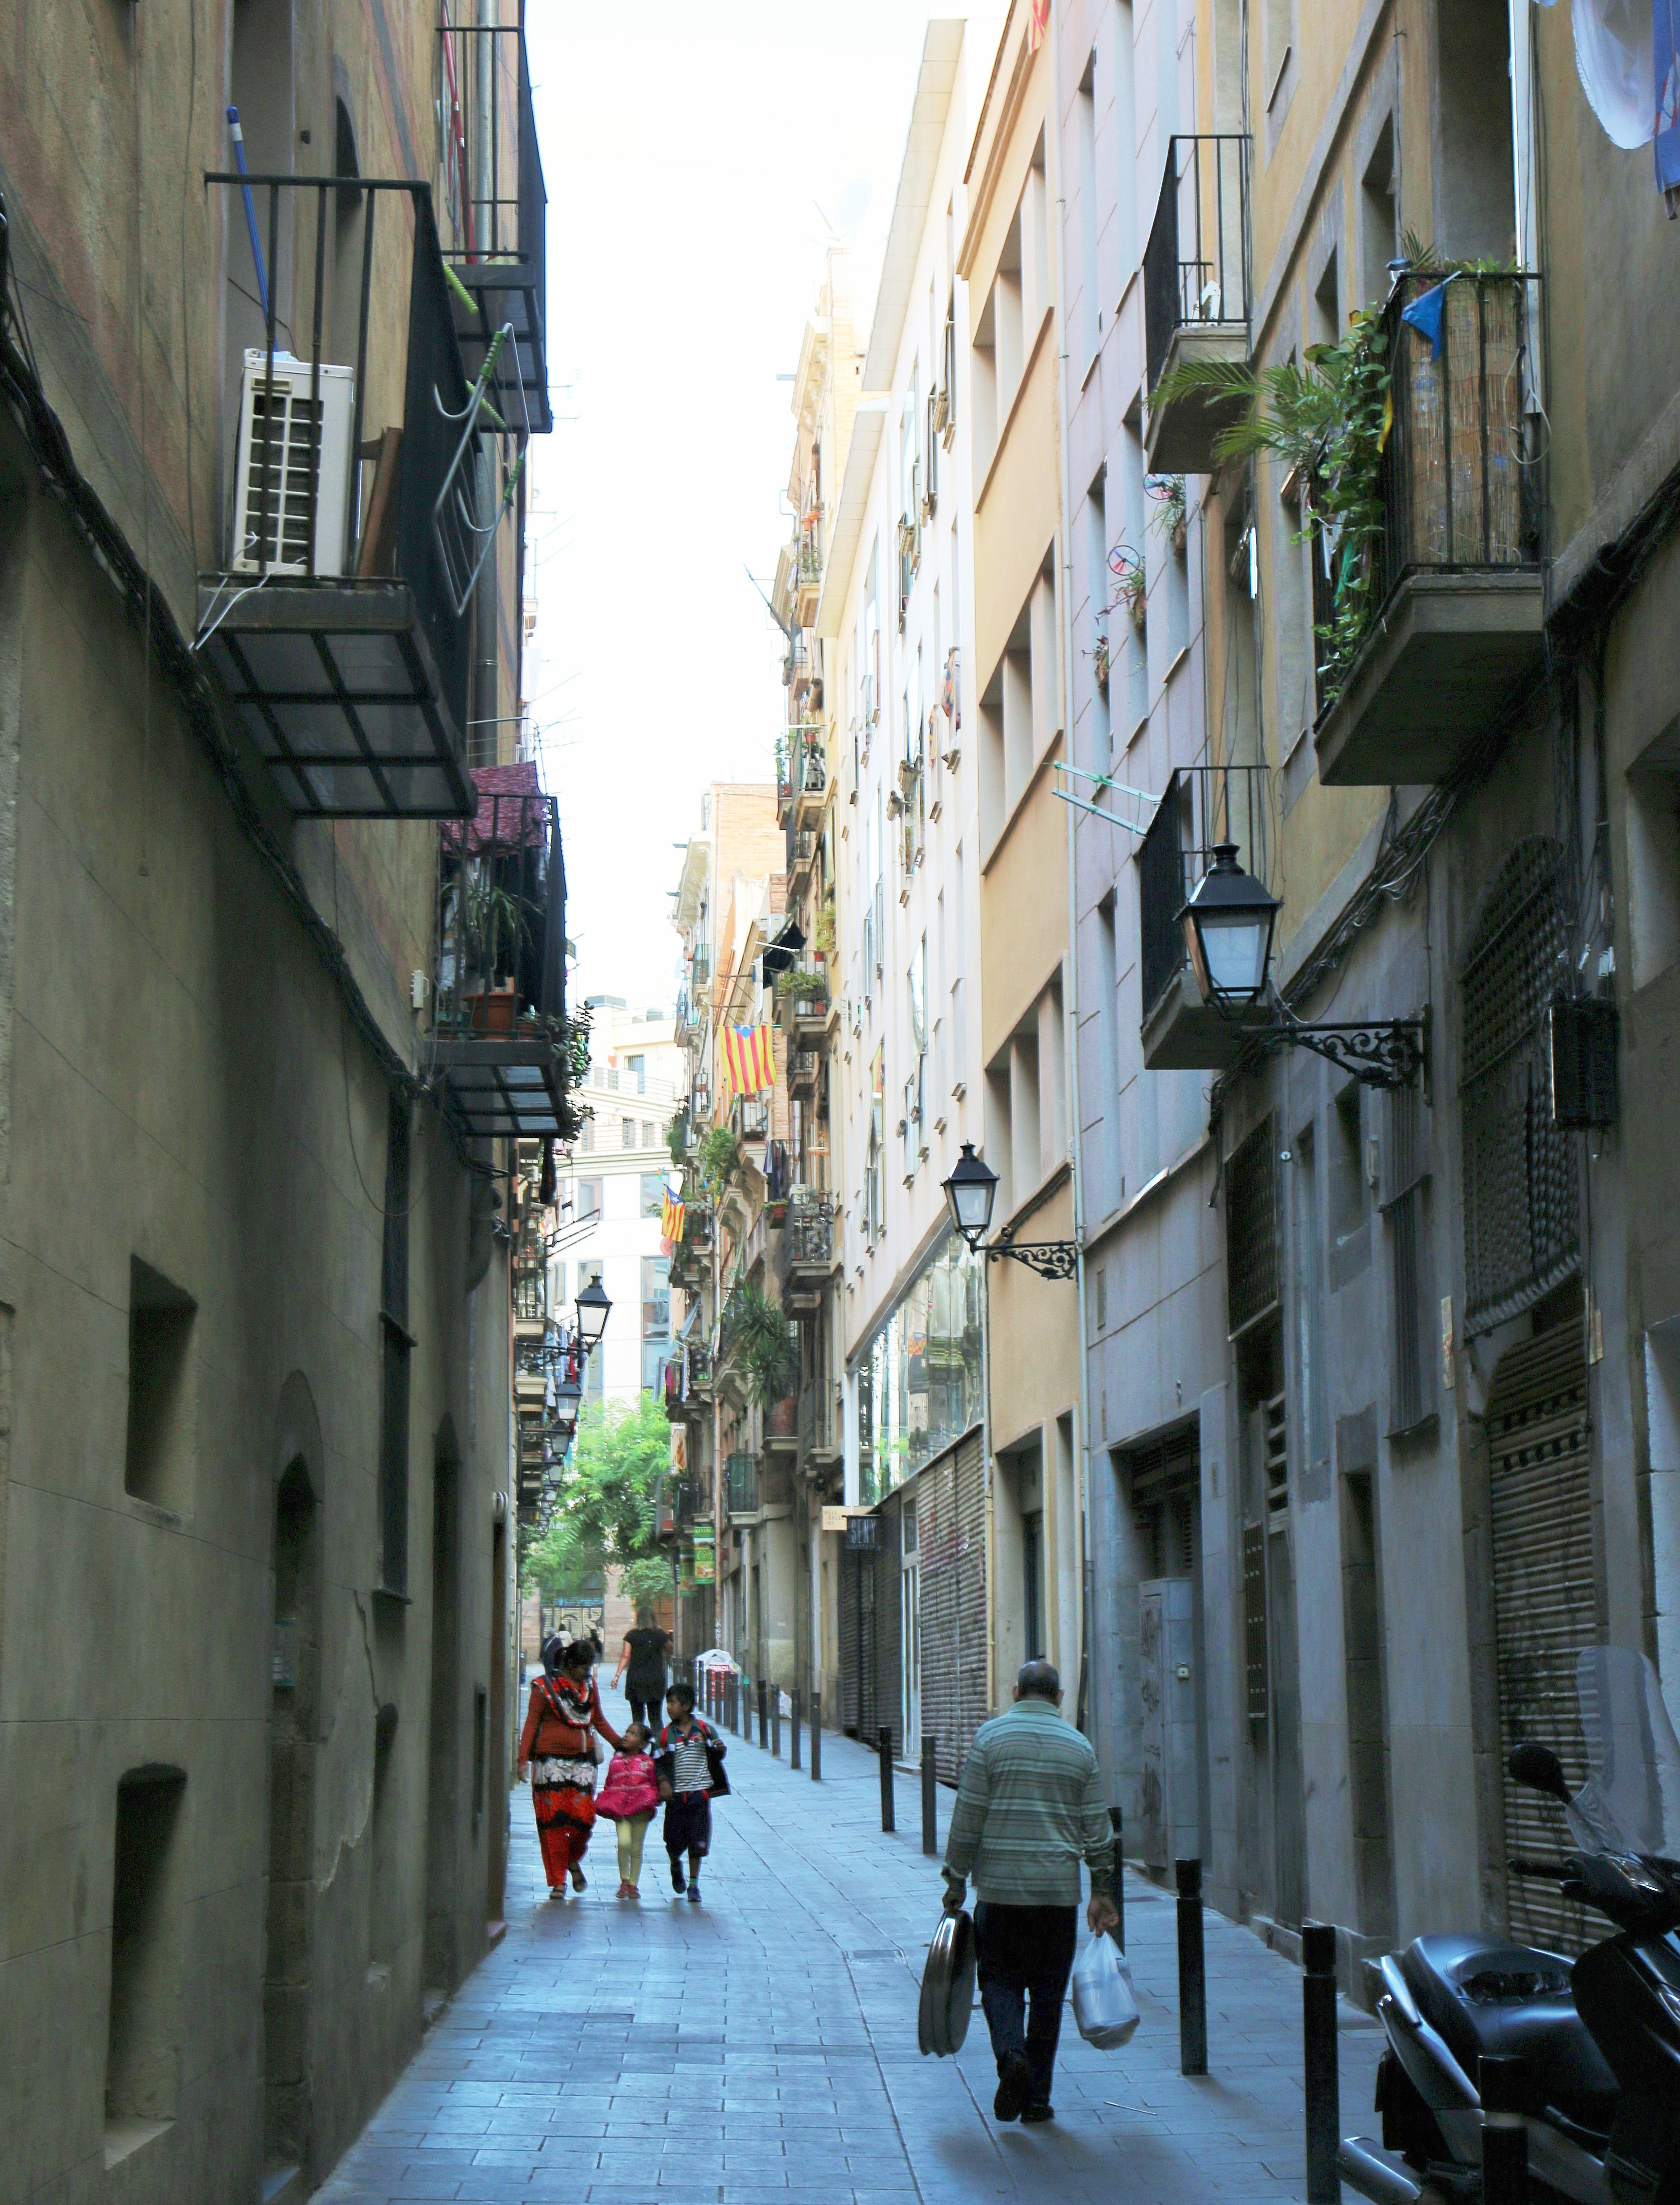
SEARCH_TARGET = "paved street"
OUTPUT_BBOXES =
[316,1680,1383,2204]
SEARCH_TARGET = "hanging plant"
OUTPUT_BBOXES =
[698,1126,739,1201]
[1108,540,1147,632]
[1091,632,1110,693]
[814,895,836,959]
[1147,473,1188,554]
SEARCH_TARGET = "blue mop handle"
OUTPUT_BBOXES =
[226,106,270,323]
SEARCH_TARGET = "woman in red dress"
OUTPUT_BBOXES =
[516,1636,622,1895]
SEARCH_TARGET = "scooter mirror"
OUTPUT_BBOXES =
[1509,1741,1571,1802]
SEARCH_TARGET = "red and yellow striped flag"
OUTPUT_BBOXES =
[1027,0,1050,52]
[721,1025,776,1102]
[660,1192,685,1245]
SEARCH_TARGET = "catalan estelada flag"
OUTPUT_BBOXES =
[660,1192,685,1246]
[721,1024,776,1103]
[1027,0,1050,52]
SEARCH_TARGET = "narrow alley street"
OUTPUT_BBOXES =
[317,1683,1383,2205]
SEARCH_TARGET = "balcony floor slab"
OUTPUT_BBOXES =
[1145,324,1249,477]
[1313,568,1545,786]
[1141,967,1270,1073]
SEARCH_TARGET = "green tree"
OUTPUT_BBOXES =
[523,1393,673,1604]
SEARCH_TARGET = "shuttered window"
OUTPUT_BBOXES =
[1226,1113,1282,1336]
[1489,1318,1594,1953]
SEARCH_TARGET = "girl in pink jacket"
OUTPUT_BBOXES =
[594,1723,662,1897]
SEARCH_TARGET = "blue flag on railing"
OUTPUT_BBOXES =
[1400,279,1450,360]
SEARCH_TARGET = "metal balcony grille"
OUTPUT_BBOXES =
[1460,839,1579,1334]
[1143,135,1251,393]
[1225,1113,1281,1337]
[1137,765,1274,1021]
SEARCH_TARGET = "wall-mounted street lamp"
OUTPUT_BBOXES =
[941,1145,1078,1282]
[575,1275,612,1350]
[1182,844,1427,1088]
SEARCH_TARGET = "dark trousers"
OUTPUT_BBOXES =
[974,1902,1078,2109]
[628,1692,661,1730]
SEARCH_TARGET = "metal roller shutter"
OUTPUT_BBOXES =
[879,1499,903,1757]
[1489,1317,1594,1953]
[916,1430,988,1782]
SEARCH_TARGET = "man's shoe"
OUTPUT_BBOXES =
[671,1859,686,1892]
[1021,2104,1055,2125]
[686,1882,701,1904]
[993,2051,1030,2122]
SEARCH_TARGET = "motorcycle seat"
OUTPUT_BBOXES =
[1398,1935,1617,2137]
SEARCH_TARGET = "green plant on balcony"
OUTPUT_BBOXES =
[773,966,828,1008]
[729,1279,797,1408]
[698,1126,739,1202]
[814,896,835,958]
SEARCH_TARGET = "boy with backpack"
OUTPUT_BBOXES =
[654,1680,726,1903]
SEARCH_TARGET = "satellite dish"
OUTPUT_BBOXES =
[834,178,871,233]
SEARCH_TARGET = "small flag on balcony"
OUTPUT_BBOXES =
[1027,0,1050,51]
[661,1192,685,1249]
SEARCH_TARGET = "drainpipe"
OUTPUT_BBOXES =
[1047,1,1096,1735]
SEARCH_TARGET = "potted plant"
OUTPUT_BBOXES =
[1092,631,1110,694]
[732,1281,797,1409]
[1149,473,1188,555]
[1109,541,1147,634]
[461,871,526,1033]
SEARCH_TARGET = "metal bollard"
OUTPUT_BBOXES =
[771,1688,781,1759]
[1109,1807,1125,1951]
[790,1688,802,1771]
[758,1677,769,1747]
[1479,2057,1530,2205]
[921,1733,938,1856]
[730,1674,739,1735]
[878,1725,896,1831]
[1175,1857,1207,2076]
[810,1690,821,1780]
[1302,1921,1340,2203]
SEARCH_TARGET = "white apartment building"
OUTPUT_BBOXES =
[816,19,998,1764]
[550,999,685,1407]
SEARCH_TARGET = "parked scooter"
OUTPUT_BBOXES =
[1339,1645,1680,2205]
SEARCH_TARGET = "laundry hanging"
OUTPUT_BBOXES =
[1535,0,1680,209]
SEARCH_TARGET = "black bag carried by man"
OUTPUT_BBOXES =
[917,1908,977,2056]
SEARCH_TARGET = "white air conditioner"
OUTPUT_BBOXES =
[230,349,355,576]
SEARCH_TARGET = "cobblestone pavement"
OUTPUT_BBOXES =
[316,1677,1384,2203]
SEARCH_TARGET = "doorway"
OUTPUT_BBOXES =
[424,1442,460,1996]
[264,1455,320,2176]
[487,1516,508,1924]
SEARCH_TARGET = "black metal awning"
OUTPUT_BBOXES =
[201,582,473,817]
[434,1034,567,1139]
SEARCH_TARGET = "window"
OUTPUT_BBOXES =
[378,1102,411,1595]
[1113,0,1139,271]
[627,1053,646,1094]
[106,1766,187,2154]
[1312,247,1341,349]
[1095,1264,1108,1334]
[1360,118,1397,304]
[621,1118,636,1150]
[642,1256,671,1340]
[640,1173,666,1218]
[575,1177,603,1222]
[1382,1085,1430,1433]
[1329,1083,1370,1287]
[1085,480,1112,764]
[1294,1127,1329,1490]
[1023,1510,1044,1659]
[1077,56,1100,360]
[369,1706,398,1966]
[124,1259,196,1508]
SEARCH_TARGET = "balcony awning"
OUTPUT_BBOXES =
[202,582,473,817]
[433,1035,568,1139]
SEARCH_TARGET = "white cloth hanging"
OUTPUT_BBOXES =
[1534,0,1655,149]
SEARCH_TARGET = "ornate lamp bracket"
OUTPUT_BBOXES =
[985,1224,1080,1282]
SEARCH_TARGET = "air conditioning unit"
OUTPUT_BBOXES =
[230,349,355,576]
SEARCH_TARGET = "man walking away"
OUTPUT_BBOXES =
[941,1658,1119,2124]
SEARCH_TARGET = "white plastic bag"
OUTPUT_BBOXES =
[1070,1930,1140,2049]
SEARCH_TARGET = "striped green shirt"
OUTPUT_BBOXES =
[942,1699,1114,1907]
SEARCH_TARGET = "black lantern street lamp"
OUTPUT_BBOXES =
[941,1144,1078,1283]
[1181,843,1427,1089]
[576,1275,612,1351]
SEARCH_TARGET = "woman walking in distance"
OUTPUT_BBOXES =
[611,1606,673,1729]
[516,1636,622,1896]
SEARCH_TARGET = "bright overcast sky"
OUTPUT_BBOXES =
[523,5,954,1018]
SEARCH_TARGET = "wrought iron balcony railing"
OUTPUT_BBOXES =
[1138,765,1273,1024]
[725,1453,760,1518]
[1142,135,1251,473]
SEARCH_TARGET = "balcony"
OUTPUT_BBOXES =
[788,1050,821,1103]
[1143,136,1251,476]
[435,17,551,431]
[792,738,827,832]
[1138,766,1273,1071]
[432,767,577,1138]
[795,527,823,627]
[780,1196,834,1314]
[778,969,830,1042]
[198,175,530,819]
[725,1452,761,1522]
[1312,273,1544,786]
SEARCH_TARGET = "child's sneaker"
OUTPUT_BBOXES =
[670,1858,686,1893]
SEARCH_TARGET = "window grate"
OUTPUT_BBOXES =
[1225,1112,1281,1336]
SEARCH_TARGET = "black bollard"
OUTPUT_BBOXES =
[771,1687,781,1759]
[730,1674,739,1735]
[1480,2057,1530,2205]
[810,1690,821,1780]
[878,1725,896,1831]
[921,1733,938,1856]
[1302,1921,1340,2203]
[791,1689,802,1771]
[758,1677,769,1747]
[1175,1857,1207,2076]
[1109,1807,1125,1951]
